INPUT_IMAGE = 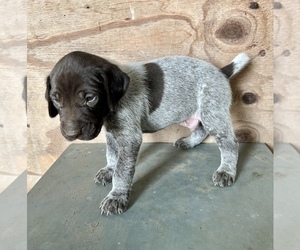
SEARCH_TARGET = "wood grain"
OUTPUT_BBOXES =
[28,0,274,188]
[274,0,300,151]
[0,0,26,192]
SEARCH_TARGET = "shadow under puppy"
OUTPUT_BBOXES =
[46,51,250,215]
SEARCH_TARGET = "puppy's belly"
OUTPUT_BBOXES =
[141,114,200,133]
[179,118,199,131]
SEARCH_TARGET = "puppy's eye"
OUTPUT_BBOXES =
[85,94,98,107]
[50,93,61,107]
[86,96,95,102]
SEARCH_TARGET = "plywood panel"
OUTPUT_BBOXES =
[0,0,26,192]
[274,0,300,151]
[28,0,274,188]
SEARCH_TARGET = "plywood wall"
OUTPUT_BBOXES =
[274,0,300,151]
[0,0,26,192]
[27,0,274,189]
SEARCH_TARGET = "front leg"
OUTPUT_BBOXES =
[95,131,118,185]
[100,132,142,215]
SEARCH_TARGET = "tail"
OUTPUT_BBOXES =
[220,53,250,78]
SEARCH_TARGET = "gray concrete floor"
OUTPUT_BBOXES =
[0,171,27,250]
[28,143,273,250]
[274,143,300,249]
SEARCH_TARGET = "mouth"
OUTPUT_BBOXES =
[61,123,101,141]
[77,127,101,141]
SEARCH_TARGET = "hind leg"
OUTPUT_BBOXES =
[211,132,238,187]
[175,123,208,149]
[201,112,238,187]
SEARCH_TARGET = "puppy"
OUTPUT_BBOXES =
[46,51,250,215]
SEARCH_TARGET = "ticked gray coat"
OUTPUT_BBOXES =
[46,51,250,215]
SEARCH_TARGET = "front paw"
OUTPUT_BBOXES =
[94,167,113,185]
[99,190,130,215]
[212,170,235,187]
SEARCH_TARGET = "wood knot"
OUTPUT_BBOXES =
[258,49,266,57]
[274,93,282,104]
[249,2,259,9]
[235,126,259,142]
[242,92,259,105]
[282,49,290,56]
[215,19,248,45]
[274,127,283,142]
[274,2,283,9]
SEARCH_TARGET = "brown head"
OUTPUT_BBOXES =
[45,51,129,141]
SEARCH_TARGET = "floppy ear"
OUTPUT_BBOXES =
[45,76,58,117]
[99,64,129,111]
